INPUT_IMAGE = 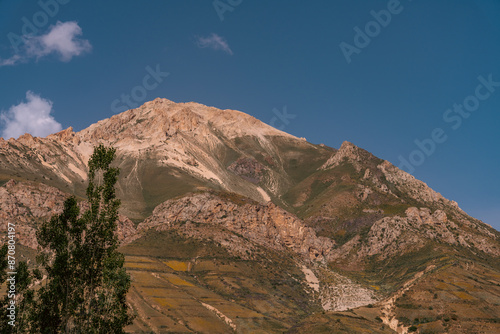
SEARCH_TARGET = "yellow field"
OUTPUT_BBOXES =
[450,291,476,301]
[155,273,194,286]
[125,255,156,263]
[125,262,168,271]
[163,260,190,271]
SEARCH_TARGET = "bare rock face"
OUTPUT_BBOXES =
[330,206,500,263]
[16,133,37,146]
[0,180,67,249]
[0,180,136,249]
[164,107,204,136]
[377,160,460,210]
[321,141,364,171]
[317,267,378,311]
[77,98,296,148]
[137,192,335,261]
[227,157,266,183]
[47,127,80,145]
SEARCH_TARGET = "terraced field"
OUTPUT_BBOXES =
[120,230,317,333]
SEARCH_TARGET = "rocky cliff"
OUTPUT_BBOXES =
[0,179,137,249]
[136,191,334,261]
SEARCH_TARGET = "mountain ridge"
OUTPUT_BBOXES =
[1,98,499,333]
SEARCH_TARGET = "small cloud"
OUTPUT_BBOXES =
[0,91,62,139]
[0,21,91,66]
[195,33,233,55]
[27,21,92,61]
[0,55,21,66]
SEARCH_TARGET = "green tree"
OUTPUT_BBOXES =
[33,145,132,333]
[0,248,36,334]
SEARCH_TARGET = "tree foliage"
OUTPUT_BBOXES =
[0,145,132,333]
[0,260,34,334]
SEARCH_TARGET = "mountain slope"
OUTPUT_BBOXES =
[1,98,499,333]
[0,98,334,221]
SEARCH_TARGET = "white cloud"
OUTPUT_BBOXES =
[0,21,91,66]
[0,91,62,139]
[195,33,233,55]
[0,54,21,66]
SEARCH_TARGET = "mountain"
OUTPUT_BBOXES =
[0,98,332,221]
[1,98,499,333]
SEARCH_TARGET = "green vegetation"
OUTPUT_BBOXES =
[0,145,133,333]
[212,190,258,206]
[331,243,453,295]
[377,203,411,216]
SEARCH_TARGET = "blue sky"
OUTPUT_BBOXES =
[1,0,499,230]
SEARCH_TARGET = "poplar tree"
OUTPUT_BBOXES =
[0,248,37,333]
[32,145,132,333]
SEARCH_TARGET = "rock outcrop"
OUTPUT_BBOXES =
[137,192,334,261]
[321,141,366,171]
[330,206,500,264]
[0,180,137,249]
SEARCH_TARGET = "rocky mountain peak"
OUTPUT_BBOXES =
[47,126,76,142]
[76,98,296,148]
[320,140,375,171]
[16,133,37,145]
